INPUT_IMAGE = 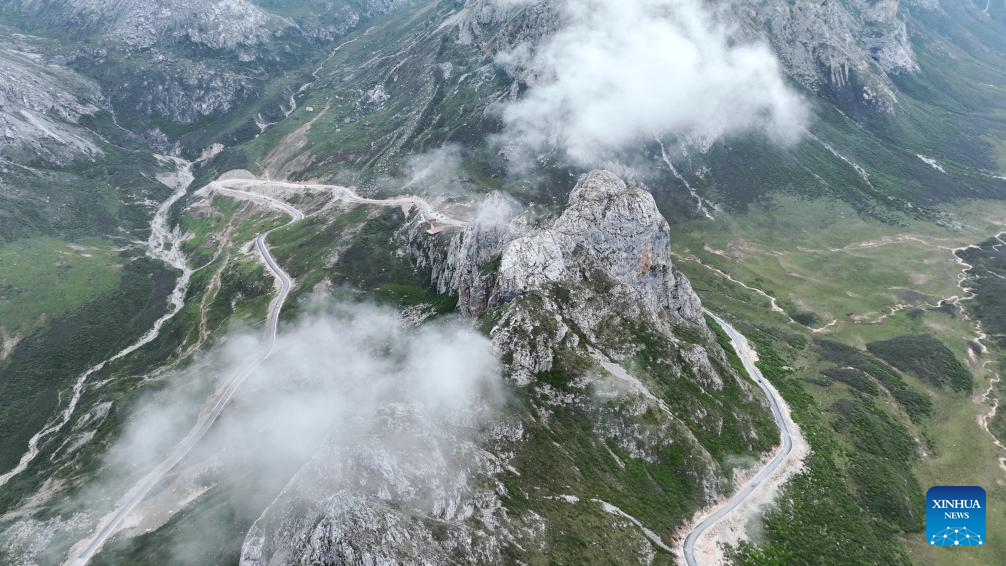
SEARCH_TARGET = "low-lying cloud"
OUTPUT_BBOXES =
[3,301,504,565]
[403,144,465,190]
[491,0,809,167]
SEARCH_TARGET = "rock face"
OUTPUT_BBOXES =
[453,0,919,112]
[0,33,103,165]
[501,171,704,326]
[239,405,530,566]
[404,192,521,318]
[407,170,704,328]
[486,171,711,386]
[6,0,290,51]
[455,0,561,57]
[735,0,918,111]
[406,170,711,388]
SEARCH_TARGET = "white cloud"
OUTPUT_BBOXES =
[402,144,466,192]
[491,0,809,167]
[4,301,504,564]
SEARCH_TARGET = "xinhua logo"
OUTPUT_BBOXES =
[926,486,986,547]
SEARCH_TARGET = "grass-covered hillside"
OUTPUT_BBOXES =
[671,194,1006,565]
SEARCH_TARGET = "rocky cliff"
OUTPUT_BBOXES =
[9,0,290,51]
[0,32,103,165]
[413,170,746,409]
[735,0,920,111]
[239,404,529,566]
[452,0,921,112]
[406,171,702,320]
[407,171,705,336]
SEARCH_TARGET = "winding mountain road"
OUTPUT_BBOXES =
[682,311,799,566]
[213,177,467,230]
[66,178,465,565]
[66,190,304,566]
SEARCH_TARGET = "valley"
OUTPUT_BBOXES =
[66,176,305,566]
[1,1,1005,565]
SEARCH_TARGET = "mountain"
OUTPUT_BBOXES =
[1,1,1005,565]
[238,170,775,565]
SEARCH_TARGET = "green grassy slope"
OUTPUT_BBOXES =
[671,194,1006,565]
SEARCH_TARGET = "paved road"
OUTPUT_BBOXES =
[66,192,303,566]
[215,177,467,229]
[257,232,293,342]
[682,311,795,566]
[214,185,306,225]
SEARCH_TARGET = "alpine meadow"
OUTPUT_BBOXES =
[1,1,1005,566]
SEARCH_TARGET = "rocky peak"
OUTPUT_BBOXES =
[553,170,670,285]
[7,0,291,51]
[404,169,707,381]
[498,170,704,327]
[405,170,704,326]
[404,170,699,320]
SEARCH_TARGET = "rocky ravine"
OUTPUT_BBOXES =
[242,171,779,563]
